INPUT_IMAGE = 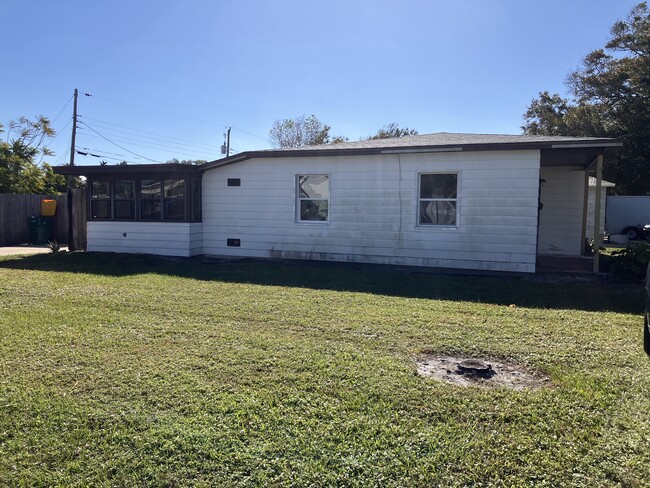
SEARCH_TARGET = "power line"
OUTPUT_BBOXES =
[54,147,70,166]
[78,146,136,159]
[79,116,223,150]
[40,117,74,164]
[75,150,142,165]
[78,121,163,163]
[84,91,269,141]
[50,94,74,125]
[77,118,221,153]
[77,129,214,159]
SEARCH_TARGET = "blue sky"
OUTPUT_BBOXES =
[0,0,640,166]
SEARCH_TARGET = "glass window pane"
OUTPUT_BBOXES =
[419,201,456,225]
[164,198,185,220]
[420,174,457,199]
[164,179,185,198]
[141,200,161,220]
[91,181,110,199]
[300,199,328,221]
[299,175,329,199]
[114,181,134,199]
[91,200,110,219]
[114,200,135,219]
[141,179,161,199]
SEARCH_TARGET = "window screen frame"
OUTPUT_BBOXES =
[296,173,331,224]
[87,173,202,223]
[89,180,112,220]
[416,172,460,228]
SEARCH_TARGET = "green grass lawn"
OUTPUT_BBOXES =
[0,253,648,486]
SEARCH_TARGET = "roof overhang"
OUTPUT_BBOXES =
[200,138,623,171]
[53,163,201,176]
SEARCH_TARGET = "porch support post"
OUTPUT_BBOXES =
[580,170,589,257]
[592,154,604,273]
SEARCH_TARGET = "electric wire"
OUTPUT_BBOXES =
[78,121,163,163]
[84,92,268,141]
[75,150,141,165]
[79,116,223,150]
[54,147,70,166]
[40,117,74,164]
[50,94,74,126]
[77,119,221,154]
[76,129,213,159]
[78,147,136,159]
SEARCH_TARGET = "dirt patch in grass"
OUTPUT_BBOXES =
[416,355,552,390]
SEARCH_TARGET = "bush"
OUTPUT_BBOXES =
[604,242,650,280]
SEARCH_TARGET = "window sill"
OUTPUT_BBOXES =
[415,224,459,231]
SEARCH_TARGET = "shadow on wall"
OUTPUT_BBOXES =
[0,252,642,314]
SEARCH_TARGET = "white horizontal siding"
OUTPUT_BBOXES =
[202,150,541,273]
[537,167,585,256]
[87,221,202,257]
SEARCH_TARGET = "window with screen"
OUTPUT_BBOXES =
[90,180,111,219]
[113,181,135,219]
[297,175,329,222]
[418,173,458,226]
[140,179,162,220]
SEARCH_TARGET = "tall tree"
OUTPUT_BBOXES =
[522,2,650,194]
[269,115,333,148]
[366,123,418,140]
[0,116,66,194]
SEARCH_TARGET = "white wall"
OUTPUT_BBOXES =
[87,221,202,257]
[537,167,585,256]
[202,150,541,273]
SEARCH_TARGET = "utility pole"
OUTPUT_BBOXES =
[221,128,232,157]
[69,88,78,166]
[67,88,79,251]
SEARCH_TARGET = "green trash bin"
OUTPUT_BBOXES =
[28,216,53,245]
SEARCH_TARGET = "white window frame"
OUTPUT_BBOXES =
[417,172,459,228]
[296,174,330,224]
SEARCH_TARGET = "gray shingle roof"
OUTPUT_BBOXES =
[201,131,622,170]
[274,132,615,151]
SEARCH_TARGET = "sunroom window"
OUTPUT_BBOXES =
[164,178,185,220]
[140,179,162,220]
[90,180,111,219]
[418,173,458,226]
[114,181,135,219]
[89,175,201,222]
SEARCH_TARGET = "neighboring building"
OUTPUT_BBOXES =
[55,132,621,273]
[587,176,615,240]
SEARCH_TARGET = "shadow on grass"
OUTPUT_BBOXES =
[0,252,643,314]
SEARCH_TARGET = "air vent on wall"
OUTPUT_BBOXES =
[227,238,241,247]
[227,178,241,187]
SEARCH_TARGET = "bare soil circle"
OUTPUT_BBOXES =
[416,354,551,390]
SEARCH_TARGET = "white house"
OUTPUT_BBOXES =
[56,132,622,273]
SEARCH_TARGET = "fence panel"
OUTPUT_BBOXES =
[0,193,80,246]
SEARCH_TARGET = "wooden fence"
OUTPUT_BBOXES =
[0,191,87,248]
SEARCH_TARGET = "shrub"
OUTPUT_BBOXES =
[605,242,650,280]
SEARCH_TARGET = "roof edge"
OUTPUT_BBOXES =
[53,163,202,175]
[199,137,623,172]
